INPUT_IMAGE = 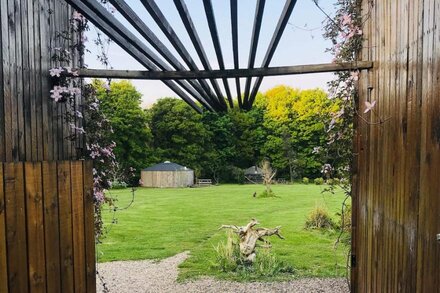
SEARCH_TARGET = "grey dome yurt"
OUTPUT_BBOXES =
[141,161,194,188]
[244,166,264,183]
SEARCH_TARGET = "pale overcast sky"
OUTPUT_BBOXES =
[85,0,337,108]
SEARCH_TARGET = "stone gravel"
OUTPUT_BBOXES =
[96,252,349,293]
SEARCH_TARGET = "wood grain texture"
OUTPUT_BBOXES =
[0,0,82,163]
[71,161,86,293]
[4,162,29,293]
[42,161,62,293]
[354,0,440,291]
[0,164,8,293]
[58,161,74,293]
[25,162,47,292]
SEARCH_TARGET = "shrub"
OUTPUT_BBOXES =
[304,206,335,230]
[314,178,324,185]
[253,249,294,277]
[326,178,334,185]
[258,189,277,198]
[214,231,241,272]
[111,180,128,189]
[302,177,310,184]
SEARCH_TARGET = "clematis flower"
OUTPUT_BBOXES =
[49,67,64,77]
[340,14,352,26]
[364,100,377,113]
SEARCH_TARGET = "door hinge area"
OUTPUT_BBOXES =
[351,254,357,268]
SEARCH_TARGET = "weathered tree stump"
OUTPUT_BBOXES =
[219,219,284,262]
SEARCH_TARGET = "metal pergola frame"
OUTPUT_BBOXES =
[65,0,372,113]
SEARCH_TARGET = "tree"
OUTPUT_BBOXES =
[258,86,339,179]
[148,98,210,174]
[93,80,153,184]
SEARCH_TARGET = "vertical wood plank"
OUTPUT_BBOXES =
[15,0,25,161]
[25,162,47,292]
[58,161,74,293]
[4,162,28,293]
[22,0,32,161]
[0,0,4,162]
[83,160,96,293]
[34,0,43,161]
[28,0,37,161]
[71,161,86,293]
[3,0,12,162]
[42,161,62,293]
[41,0,51,161]
[0,164,8,293]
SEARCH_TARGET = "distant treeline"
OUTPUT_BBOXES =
[93,80,342,184]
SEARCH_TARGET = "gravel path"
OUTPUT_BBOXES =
[97,252,349,293]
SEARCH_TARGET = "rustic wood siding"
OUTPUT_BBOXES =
[141,170,195,188]
[0,0,83,162]
[353,0,440,291]
[0,161,96,293]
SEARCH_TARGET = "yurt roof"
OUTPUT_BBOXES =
[143,161,192,172]
[244,166,263,175]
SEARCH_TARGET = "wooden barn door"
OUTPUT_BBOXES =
[353,0,440,291]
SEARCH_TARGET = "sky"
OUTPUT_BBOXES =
[85,0,337,108]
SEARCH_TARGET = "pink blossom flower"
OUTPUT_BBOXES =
[72,11,85,21]
[364,100,377,113]
[49,67,64,77]
[340,14,352,26]
[350,71,359,81]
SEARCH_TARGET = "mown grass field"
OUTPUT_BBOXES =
[98,184,349,280]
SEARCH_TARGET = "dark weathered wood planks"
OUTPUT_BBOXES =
[354,0,440,291]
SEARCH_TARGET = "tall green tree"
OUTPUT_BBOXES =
[148,98,210,175]
[258,86,338,179]
[93,80,153,183]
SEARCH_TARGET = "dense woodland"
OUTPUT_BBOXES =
[93,80,342,184]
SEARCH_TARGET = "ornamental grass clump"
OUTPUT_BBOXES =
[304,206,336,230]
[214,231,294,279]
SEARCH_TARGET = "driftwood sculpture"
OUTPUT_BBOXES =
[220,219,284,262]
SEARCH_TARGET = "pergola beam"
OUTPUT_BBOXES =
[139,0,223,110]
[243,0,266,106]
[173,0,228,110]
[108,0,218,110]
[247,0,298,109]
[230,0,242,108]
[78,0,213,111]
[203,0,234,108]
[73,62,373,79]
[65,0,204,113]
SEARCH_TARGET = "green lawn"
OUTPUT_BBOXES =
[99,184,350,280]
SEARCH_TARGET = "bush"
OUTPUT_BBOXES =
[302,177,310,184]
[314,178,324,185]
[326,178,334,185]
[304,206,335,230]
[111,180,128,189]
[214,231,241,272]
[258,189,277,198]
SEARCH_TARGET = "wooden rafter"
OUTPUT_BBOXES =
[62,0,373,113]
[73,62,373,80]
[65,0,204,113]
[247,0,298,109]
[173,0,228,110]
[243,0,266,106]
[203,0,234,108]
[108,0,218,110]
[139,0,223,110]
[230,0,242,108]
